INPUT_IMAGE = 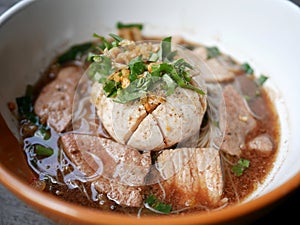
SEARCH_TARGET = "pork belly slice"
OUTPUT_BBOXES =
[91,82,147,145]
[60,133,151,207]
[155,147,223,209]
[219,85,257,156]
[34,66,83,132]
[193,46,235,83]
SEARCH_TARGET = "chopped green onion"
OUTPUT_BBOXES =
[35,144,54,157]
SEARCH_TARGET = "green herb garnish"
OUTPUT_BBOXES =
[113,72,159,104]
[206,46,221,59]
[88,35,205,104]
[87,55,113,82]
[256,74,269,86]
[57,42,94,64]
[241,63,254,74]
[145,195,172,214]
[35,144,54,157]
[159,36,172,61]
[128,56,146,81]
[93,33,123,51]
[116,21,143,30]
[16,85,39,124]
[34,127,51,140]
[232,158,250,177]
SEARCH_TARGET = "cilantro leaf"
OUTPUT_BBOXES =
[145,195,172,214]
[155,202,172,213]
[232,158,250,177]
[103,80,119,97]
[145,195,156,205]
[128,56,146,81]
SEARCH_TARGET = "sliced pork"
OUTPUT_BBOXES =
[155,147,224,209]
[34,66,83,132]
[60,133,151,207]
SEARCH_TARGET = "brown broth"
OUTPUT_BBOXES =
[15,36,280,216]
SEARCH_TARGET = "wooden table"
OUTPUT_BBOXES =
[0,1,299,225]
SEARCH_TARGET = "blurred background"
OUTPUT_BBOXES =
[0,0,299,225]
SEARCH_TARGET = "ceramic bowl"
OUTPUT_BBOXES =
[0,0,300,224]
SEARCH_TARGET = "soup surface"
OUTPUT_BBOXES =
[11,23,280,216]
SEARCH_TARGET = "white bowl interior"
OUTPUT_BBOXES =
[0,0,300,203]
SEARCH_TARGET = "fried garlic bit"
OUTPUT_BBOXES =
[108,68,131,89]
[147,62,162,73]
[141,95,166,113]
[238,115,248,122]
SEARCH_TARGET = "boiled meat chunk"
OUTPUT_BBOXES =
[91,78,207,151]
[248,134,274,156]
[91,82,147,145]
[155,147,224,208]
[152,85,206,147]
[127,114,165,151]
[34,66,83,132]
[60,133,151,207]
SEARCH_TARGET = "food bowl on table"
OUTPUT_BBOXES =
[0,0,300,224]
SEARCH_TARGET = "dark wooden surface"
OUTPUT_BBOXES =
[0,1,300,225]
